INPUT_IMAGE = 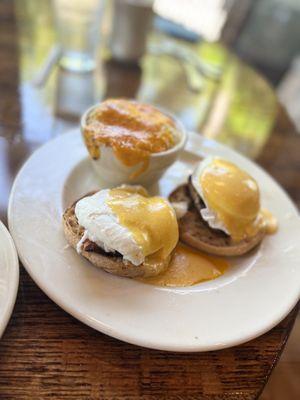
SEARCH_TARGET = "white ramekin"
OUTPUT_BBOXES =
[80,103,187,186]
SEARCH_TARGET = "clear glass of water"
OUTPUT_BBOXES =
[53,0,105,72]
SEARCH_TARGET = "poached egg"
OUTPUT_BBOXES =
[191,157,267,242]
[75,185,178,266]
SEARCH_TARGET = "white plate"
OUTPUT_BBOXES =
[8,129,300,351]
[0,220,19,337]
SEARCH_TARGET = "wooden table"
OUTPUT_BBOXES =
[0,1,299,399]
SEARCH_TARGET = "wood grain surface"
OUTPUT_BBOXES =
[0,1,299,399]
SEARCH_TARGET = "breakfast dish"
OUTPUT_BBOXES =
[83,98,178,172]
[63,184,229,286]
[8,124,300,351]
[80,99,186,185]
[63,186,178,278]
[169,157,277,256]
[63,155,276,286]
[0,220,19,337]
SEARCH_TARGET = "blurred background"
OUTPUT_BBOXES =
[2,1,300,398]
[14,0,300,156]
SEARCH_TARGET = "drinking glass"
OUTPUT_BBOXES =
[53,0,105,72]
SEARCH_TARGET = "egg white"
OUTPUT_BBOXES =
[171,201,188,219]
[75,189,144,266]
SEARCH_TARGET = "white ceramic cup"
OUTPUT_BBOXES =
[80,103,187,186]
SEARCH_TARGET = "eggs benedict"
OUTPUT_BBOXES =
[169,157,277,256]
[63,185,179,277]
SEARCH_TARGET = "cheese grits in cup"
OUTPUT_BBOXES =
[80,99,187,186]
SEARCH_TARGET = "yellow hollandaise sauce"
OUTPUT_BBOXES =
[138,243,229,287]
[84,99,177,178]
[200,158,263,242]
[261,208,278,234]
[107,187,179,264]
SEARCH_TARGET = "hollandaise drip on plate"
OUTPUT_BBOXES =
[138,243,228,287]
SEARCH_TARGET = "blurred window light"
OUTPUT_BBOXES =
[154,0,229,41]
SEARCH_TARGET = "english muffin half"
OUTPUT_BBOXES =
[63,193,170,278]
[169,183,265,256]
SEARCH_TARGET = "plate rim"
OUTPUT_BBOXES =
[0,220,19,337]
[8,129,300,351]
